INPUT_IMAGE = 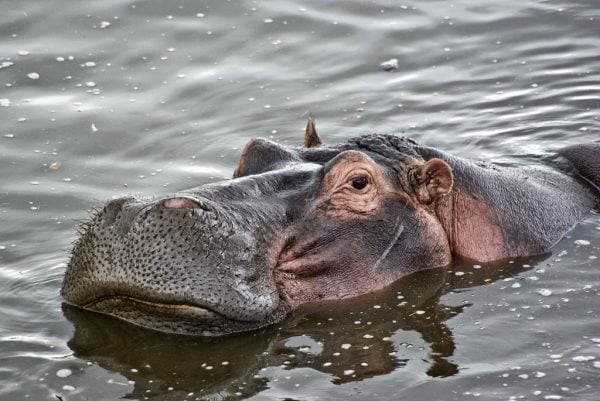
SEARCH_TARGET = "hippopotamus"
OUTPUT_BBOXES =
[61,119,600,335]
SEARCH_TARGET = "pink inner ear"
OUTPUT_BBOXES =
[162,197,199,209]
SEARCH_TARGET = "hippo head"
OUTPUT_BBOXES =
[61,119,454,335]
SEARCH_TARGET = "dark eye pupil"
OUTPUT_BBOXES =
[352,176,369,190]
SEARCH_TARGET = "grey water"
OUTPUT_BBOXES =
[1,0,599,400]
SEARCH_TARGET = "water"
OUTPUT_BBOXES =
[1,0,599,400]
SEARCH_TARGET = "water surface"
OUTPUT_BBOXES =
[1,0,599,400]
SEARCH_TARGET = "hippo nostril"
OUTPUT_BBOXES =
[162,197,204,210]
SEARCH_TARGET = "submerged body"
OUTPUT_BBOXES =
[61,121,599,335]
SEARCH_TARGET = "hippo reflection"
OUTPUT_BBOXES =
[61,119,599,335]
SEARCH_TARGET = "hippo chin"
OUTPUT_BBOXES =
[61,119,600,335]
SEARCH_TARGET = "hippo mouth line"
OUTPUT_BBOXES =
[79,295,231,331]
[83,295,218,317]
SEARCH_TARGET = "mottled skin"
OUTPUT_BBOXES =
[61,120,599,335]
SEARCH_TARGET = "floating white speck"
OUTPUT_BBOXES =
[85,81,96,87]
[84,61,96,67]
[322,362,332,367]
[518,374,528,379]
[341,343,351,350]
[18,50,30,56]
[56,369,72,378]
[62,385,75,391]
[100,21,111,28]
[536,289,552,297]
[363,334,374,339]
[373,304,381,309]
[473,264,481,269]
[91,123,98,133]
[593,361,600,368]
[550,354,562,359]
[56,56,65,62]
[196,13,205,18]
[343,369,355,375]
[0,61,14,69]
[380,58,399,71]
[512,283,521,289]
[27,72,40,79]
[574,239,590,246]
[592,338,600,343]
[572,355,595,362]
[455,271,465,276]
[63,178,72,182]
[544,396,562,400]
[264,18,273,23]
[535,371,546,378]
[0,98,10,107]
[415,310,425,315]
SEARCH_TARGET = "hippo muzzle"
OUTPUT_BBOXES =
[61,169,315,335]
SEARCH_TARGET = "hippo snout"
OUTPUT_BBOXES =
[62,190,286,335]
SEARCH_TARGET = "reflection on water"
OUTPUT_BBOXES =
[63,258,542,400]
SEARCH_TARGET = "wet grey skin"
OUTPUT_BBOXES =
[61,124,600,336]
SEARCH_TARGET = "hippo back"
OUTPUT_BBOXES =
[558,143,600,193]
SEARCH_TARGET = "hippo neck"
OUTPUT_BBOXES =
[419,147,593,262]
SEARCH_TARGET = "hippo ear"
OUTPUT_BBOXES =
[410,158,454,204]
[304,116,323,148]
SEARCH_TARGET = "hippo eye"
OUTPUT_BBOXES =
[351,176,369,190]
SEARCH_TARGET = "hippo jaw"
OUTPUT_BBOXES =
[61,183,296,335]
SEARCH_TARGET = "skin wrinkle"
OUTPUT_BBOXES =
[372,217,404,271]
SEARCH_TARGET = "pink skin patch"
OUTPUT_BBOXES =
[162,197,199,209]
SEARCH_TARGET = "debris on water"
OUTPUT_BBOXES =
[593,361,600,368]
[340,343,351,350]
[380,58,399,71]
[343,369,354,375]
[62,385,75,391]
[100,21,111,29]
[572,355,595,362]
[574,239,590,246]
[0,98,10,107]
[56,369,72,378]
[473,264,482,269]
[512,283,521,288]
[18,50,30,56]
[535,371,546,378]
[455,271,465,276]
[49,161,62,170]
[27,72,40,79]
[536,289,552,297]
[91,123,98,133]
